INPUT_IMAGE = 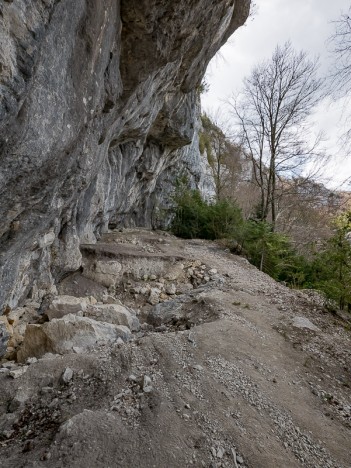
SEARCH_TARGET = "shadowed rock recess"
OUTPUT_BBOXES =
[0,0,251,312]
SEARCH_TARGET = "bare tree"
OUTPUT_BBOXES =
[329,7,351,99]
[329,6,351,153]
[229,42,327,229]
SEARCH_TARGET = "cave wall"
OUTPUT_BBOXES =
[0,0,250,311]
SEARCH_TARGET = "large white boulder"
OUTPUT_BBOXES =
[17,314,131,362]
[46,295,92,320]
[84,304,138,330]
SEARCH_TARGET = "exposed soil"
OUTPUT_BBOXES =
[0,229,350,468]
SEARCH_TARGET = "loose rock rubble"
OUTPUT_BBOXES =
[0,229,350,467]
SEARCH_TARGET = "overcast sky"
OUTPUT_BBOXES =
[202,0,351,190]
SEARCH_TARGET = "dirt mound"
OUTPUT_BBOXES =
[0,229,350,467]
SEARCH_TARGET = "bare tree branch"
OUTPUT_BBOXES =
[228,41,327,229]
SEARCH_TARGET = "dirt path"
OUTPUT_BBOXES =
[0,230,350,467]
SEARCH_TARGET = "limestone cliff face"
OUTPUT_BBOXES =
[0,0,250,310]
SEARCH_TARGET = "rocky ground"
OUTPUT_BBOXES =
[0,229,350,468]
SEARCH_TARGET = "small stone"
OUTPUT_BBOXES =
[150,275,157,281]
[216,447,225,459]
[61,367,74,384]
[184,403,190,409]
[236,455,244,464]
[22,440,35,453]
[165,283,177,295]
[209,269,218,275]
[9,367,28,379]
[116,337,124,347]
[26,357,38,365]
[143,375,152,387]
[148,288,161,305]
[41,451,52,461]
[49,398,59,408]
[2,430,15,439]
[193,365,204,371]
[1,361,16,369]
[142,375,153,392]
[102,295,121,305]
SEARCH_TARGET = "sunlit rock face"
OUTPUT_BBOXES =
[0,0,250,310]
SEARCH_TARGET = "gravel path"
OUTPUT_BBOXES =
[0,230,350,467]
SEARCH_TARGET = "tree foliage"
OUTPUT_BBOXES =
[171,186,243,240]
[308,213,351,310]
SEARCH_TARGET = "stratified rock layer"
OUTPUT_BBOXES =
[0,0,250,310]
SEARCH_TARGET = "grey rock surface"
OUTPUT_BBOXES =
[0,319,10,357]
[0,0,250,312]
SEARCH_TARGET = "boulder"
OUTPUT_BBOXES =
[147,301,184,327]
[17,314,131,362]
[90,261,123,287]
[84,304,138,330]
[46,296,92,320]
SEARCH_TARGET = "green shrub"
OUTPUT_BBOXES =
[171,189,243,240]
[170,189,351,312]
[235,220,307,283]
[307,223,351,310]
